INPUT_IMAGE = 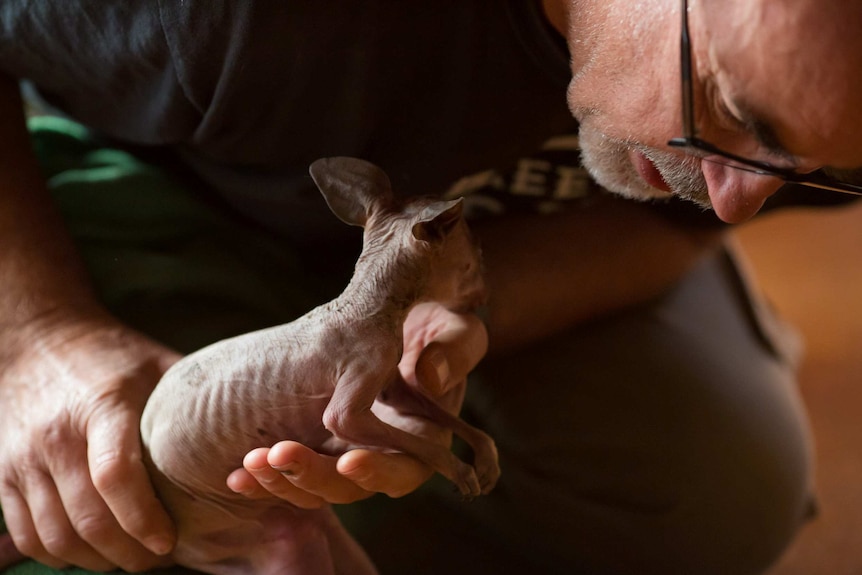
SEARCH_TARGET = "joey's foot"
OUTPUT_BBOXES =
[474,439,501,495]
[478,460,501,495]
[450,460,482,499]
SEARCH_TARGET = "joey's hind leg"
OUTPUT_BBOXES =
[324,372,483,497]
[379,376,500,495]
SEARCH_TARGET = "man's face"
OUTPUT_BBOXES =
[563,0,862,223]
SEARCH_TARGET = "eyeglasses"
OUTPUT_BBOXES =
[667,0,862,196]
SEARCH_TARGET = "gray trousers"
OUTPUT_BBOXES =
[2,118,814,575]
[341,243,813,575]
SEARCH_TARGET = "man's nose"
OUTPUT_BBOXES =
[702,161,786,223]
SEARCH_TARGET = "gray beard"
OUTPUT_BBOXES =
[578,127,712,210]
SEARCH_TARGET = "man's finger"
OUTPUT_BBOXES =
[266,442,374,504]
[52,453,167,572]
[87,409,176,557]
[0,532,26,570]
[226,467,274,500]
[20,472,112,571]
[234,448,327,509]
[0,487,65,570]
[336,449,433,498]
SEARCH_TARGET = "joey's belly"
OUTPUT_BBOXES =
[146,390,337,494]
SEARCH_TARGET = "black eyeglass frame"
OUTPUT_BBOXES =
[666,0,862,196]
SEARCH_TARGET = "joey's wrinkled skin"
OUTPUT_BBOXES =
[140,157,498,575]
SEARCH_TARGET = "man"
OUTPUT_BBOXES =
[0,0,856,573]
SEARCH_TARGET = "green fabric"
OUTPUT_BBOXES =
[27,115,323,353]
[1,116,328,573]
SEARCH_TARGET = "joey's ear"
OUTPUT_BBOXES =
[411,198,464,243]
[309,157,394,227]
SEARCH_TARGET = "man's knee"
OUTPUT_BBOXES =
[461,250,814,573]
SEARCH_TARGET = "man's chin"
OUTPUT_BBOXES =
[604,182,675,203]
[602,174,714,211]
[580,139,672,202]
[578,128,713,210]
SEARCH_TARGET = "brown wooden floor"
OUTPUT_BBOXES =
[735,202,862,575]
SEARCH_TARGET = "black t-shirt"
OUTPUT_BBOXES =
[3,2,579,237]
[0,0,853,248]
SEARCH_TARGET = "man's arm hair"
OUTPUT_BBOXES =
[0,73,102,337]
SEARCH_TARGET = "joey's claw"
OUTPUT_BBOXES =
[450,462,481,499]
[478,456,501,494]
[452,483,477,502]
[469,436,500,495]
[480,474,499,495]
[478,463,501,495]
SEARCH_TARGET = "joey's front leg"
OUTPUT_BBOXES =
[323,367,483,497]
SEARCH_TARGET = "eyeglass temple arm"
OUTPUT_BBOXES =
[668,0,696,147]
[674,0,695,144]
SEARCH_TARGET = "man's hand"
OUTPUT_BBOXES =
[226,302,488,505]
[0,310,181,571]
[0,533,25,570]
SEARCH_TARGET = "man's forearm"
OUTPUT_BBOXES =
[476,194,726,353]
[0,74,101,334]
